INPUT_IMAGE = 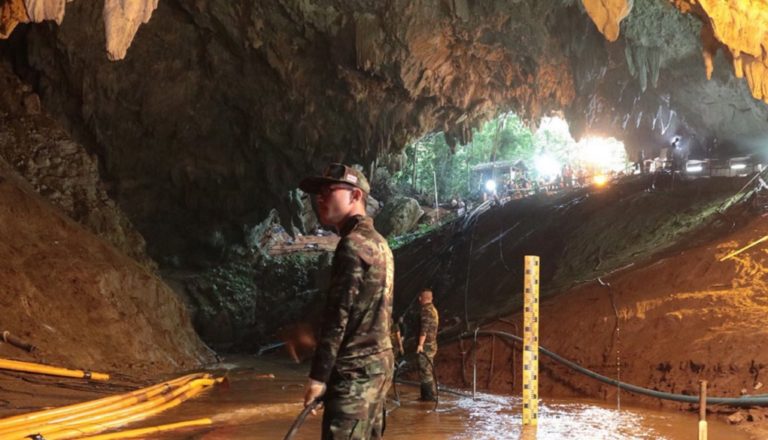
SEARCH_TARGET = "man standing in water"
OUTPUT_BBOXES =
[417,288,439,402]
[300,163,395,439]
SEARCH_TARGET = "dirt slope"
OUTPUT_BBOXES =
[0,158,213,379]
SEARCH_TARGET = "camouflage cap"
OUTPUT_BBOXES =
[299,163,370,194]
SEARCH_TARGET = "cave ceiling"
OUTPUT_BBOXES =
[0,0,767,263]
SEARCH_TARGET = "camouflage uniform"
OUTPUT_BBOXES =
[309,214,395,440]
[419,302,439,397]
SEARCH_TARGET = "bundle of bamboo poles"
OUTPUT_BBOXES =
[0,372,221,440]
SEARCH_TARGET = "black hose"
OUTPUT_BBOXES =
[457,330,768,407]
[472,327,479,399]
[283,398,322,440]
[392,358,405,403]
[395,379,472,399]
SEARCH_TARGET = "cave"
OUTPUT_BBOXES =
[1,0,768,438]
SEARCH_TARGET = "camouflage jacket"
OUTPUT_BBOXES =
[419,302,439,344]
[309,215,394,383]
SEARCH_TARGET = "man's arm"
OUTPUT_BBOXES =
[305,237,363,403]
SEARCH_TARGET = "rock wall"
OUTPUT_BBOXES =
[0,61,154,267]
[4,0,578,263]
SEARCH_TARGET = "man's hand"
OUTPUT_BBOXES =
[417,344,424,354]
[304,379,326,415]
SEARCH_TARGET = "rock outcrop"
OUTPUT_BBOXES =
[0,61,153,267]
[0,0,157,60]
[582,0,633,42]
[581,0,768,106]
[375,196,424,238]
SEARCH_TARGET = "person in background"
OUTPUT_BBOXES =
[416,288,439,402]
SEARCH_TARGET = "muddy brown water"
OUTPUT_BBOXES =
[119,356,747,440]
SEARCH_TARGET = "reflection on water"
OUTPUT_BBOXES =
[134,357,746,440]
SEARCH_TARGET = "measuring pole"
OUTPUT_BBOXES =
[522,256,540,426]
[699,380,708,440]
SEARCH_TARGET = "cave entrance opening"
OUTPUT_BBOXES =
[390,114,628,209]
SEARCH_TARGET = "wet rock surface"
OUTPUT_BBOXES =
[392,175,751,323]
[167,253,332,352]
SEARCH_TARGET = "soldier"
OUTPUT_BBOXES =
[299,163,395,440]
[416,288,439,402]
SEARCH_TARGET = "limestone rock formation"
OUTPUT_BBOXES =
[103,0,158,60]
[581,0,768,105]
[682,0,768,103]
[375,196,424,238]
[0,0,32,38]
[0,0,157,60]
[5,0,577,263]
[174,253,332,351]
[582,0,633,42]
[0,0,766,268]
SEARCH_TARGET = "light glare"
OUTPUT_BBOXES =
[534,155,560,179]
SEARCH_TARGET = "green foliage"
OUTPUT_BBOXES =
[393,113,539,201]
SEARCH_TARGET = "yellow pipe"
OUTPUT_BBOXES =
[76,418,213,440]
[719,234,768,261]
[0,358,109,381]
[0,375,208,435]
[0,379,215,440]
[0,373,205,431]
[45,378,216,429]
[2,378,219,440]
[29,379,219,440]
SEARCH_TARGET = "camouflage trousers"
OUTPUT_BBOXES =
[418,342,437,386]
[322,351,394,440]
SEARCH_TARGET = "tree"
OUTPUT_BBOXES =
[393,113,557,202]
